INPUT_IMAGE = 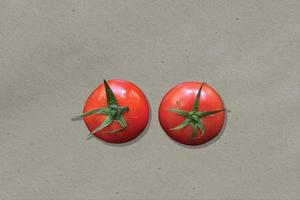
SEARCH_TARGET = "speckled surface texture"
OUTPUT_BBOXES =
[0,1,299,199]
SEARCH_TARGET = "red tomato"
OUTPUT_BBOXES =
[74,80,149,144]
[158,82,225,146]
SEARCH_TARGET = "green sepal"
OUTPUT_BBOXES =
[119,106,129,113]
[168,109,189,117]
[103,117,127,134]
[192,82,205,112]
[104,79,118,106]
[91,116,113,134]
[170,118,191,130]
[71,108,108,121]
[195,120,205,135]
[191,124,197,141]
[197,109,226,118]
[117,116,127,127]
[86,134,94,140]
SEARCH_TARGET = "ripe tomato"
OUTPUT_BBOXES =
[158,82,226,146]
[73,79,149,144]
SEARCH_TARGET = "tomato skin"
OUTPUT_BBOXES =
[159,82,225,146]
[83,80,149,144]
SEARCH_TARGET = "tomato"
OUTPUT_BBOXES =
[158,82,226,146]
[72,79,149,144]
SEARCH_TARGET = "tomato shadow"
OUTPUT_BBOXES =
[168,109,230,149]
[93,99,152,147]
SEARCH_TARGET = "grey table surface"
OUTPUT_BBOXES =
[0,1,299,199]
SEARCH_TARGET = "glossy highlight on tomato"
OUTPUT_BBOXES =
[159,82,226,146]
[72,79,149,144]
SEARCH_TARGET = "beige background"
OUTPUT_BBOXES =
[0,0,299,199]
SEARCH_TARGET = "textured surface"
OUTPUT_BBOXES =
[0,0,299,199]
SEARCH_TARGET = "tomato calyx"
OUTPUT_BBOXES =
[72,80,129,140]
[169,82,226,142]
